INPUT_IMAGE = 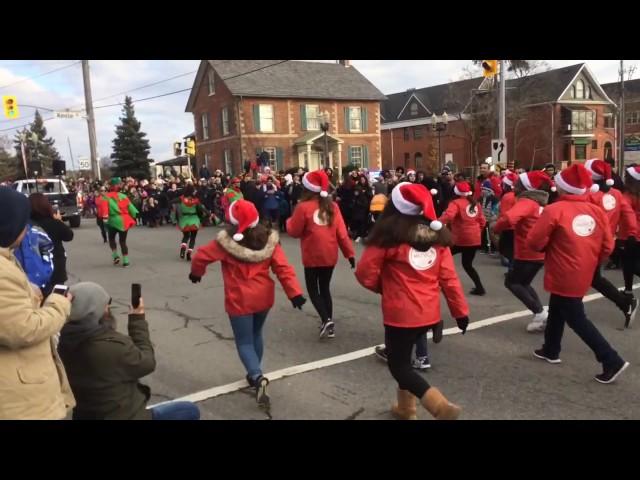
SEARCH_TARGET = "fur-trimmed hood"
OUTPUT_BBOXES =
[408,223,441,251]
[216,229,279,263]
[517,189,549,206]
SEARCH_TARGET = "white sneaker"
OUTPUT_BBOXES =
[526,309,548,333]
[355,237,361,243]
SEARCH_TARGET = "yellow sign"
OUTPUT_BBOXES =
[2,95,19,120]
[482,60,498,78]
[186,140,196,156]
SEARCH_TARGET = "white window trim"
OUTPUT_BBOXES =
[259,104,274,133]
[222,107,229,136]
[224,149,232,174]
[350,145,363,167]
[306,104,320,131]
[349,106,362,133]
[201,113,209,140]
[263,147,277,170]
[208,71,215,96]
[204,153,211,169]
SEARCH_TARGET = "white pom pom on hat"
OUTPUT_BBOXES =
[233,233,244,241]
[320,191,328,197]
[551,186,557,192]
[430,188,438,195]
[590,183,600,193]
[429,220,443,231]
[606,179,615,186]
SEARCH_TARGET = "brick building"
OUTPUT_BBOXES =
[602,78,640,165]
[381,63,618,174]
[184,60,385,177]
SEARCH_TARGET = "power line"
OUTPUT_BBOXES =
[0,61,81,90]
[94,88,193,109]
[91,70,197,104]
[0,115,56,133]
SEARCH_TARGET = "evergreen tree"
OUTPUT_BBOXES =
[111,96,151,180]
[12,110,62,179]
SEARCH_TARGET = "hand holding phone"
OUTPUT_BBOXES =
[131,284,141,309]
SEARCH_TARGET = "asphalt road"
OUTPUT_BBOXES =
[65,219,640,420]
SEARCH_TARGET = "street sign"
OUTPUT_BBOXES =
[54,110,85,119]
[491,138,507,165]
[78,158,91,170]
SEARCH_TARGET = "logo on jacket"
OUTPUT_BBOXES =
[409,247,437,271]
[602,194,616,211]
[572,214,596,237]
[465,204,478,218]
[538,206,544,215]
[313,209,329,226]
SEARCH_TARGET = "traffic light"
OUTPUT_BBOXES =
[186,139,196,156]
[173,141,182,157]
[482,60,498,78]
[2,95,19,120]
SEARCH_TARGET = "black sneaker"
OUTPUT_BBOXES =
[533,348,562,364]
[432,321,443,344]
[246,374,255,387]
[180,246,186,259]
[186,250,192,261]
[595,361,630,384]
[469,287,486,296]
[319,320,334,339]
[327,324,335,338]
[625,296,638,329]
[255,376,270,406]
[374,345,388,362]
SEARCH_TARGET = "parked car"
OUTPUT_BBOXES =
[13,178,82,228]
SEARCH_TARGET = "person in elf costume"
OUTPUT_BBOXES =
[172,184,210,261]
[98,177,138,267]
[222,177,244,221]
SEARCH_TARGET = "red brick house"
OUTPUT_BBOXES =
[602,78,640,166]
[381,63,618,174]
[184,60,385,177]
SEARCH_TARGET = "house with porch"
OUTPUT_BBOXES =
[184,60,385,177]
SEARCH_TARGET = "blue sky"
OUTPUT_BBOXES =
[1,59,638,169]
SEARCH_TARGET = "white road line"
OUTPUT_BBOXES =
[149,283,640,408]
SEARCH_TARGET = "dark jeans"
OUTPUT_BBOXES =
[415,333,428,358]
[107,228,128,255]
[504,260,544,314]
[181,230,198,250]
[304,267,334,324]
[150,401,200,420]
[96,217,107,242]
[450,246,484,291]
[623,240,640,292]
[264,208,279,225]
[229,310,269,380]
[591,266,629,313]
[543,294,623,369]
[385,324,431,398]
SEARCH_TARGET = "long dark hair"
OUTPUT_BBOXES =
[29,193,54,219]
[183,184,195,198]
[300,189,334,225]
[225,222,272,251]
[366,201,452,251]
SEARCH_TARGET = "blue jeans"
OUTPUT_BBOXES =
[415,333,428,358]
[229,310,269,381]
[150,401,200,420]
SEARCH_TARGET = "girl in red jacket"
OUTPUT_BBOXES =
[494,171,553,332]
[438,181,487,295]
[527,164,629,384]
[189,200,306,406]
[585,159,638,327]
[356,182,469,420]
[497,170,518,268]
[286,169,355,339]
[621,165,640,327]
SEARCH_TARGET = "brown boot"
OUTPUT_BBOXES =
[420,387,461,420]
[391,389,417,420]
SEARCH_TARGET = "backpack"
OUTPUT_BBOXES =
[14,223,54,290]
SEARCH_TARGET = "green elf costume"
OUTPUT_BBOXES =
[173,187,209,261]
[97,177,139,266]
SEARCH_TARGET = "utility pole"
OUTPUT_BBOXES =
[498,60,506,157]
[620,60,625,171]
[67,136,76,172]
[82,60,100,180]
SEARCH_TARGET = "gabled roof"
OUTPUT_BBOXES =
[185,60,386,112]
[602,78,640,102]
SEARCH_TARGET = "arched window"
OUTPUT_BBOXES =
[410,102,418,116]
[576,79,585,99]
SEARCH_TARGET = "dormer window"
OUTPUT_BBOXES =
[410,102,418,116]
[575,79,585,99]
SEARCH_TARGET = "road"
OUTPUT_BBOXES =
[65,219,640,419]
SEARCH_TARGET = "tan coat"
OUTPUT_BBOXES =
[0,247,75,420]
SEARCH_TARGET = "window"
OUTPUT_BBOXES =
[604,114,614,128]
[222,107,229,136]
[207,71,215,95]
[263,147,277,170]
[627,112,640,124]
[415,153,423,168]
[571,110,596,132]
[575,80,585,99]
[587,86,592,99]
[604,142,613,160]
[204,153,211,169]
[350,146,363,167]
[575,144,587,160]
[413,127,423,140]
[258,104,274,132]
[592,140,598,150]
[224,149,233,174]
[349,107,362,132]
[201,113,209,140]
[404,128,410,141]
[404,152,410,164]
[410,102,418,116]
[305,105,320,130]
[571,86,576,99]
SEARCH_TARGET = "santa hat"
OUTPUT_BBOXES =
[585,159,614,187]
[302,169,329,198]
[519,171,555,192]
[407,170,416,176]
[391,182,442,231]
[502,170,518,187]
[627,166,640,181]
[228,200,260,242]
[554,164,594,195]
[453,181,472,197]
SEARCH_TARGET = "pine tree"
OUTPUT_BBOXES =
[111,96,151,180]
[12,110,62,179]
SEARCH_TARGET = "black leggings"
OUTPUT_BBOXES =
[623,240,640,292]
[304,267,334,324]
[592,266,630,313]
[504,260,544,314]
[96,217,107,242]
[450,246,484,291]
[385,324,431,398]
[108,228,128,255]
[181,230,198,250]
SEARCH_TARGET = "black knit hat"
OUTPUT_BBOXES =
[0,187,31,248]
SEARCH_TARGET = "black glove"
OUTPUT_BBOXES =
[348,257,356,269]
[456,316,469,334]
[189,273,202,284]
[291,295,306,310]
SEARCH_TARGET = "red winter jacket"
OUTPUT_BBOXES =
[474,173,502,200]
[191,230,303,316]
[499,191,517,217]
[619,193,640,241]
[439,198,486,247]
[589,188,637,239]
[494,190,548,262]
[527,194,614,298]
[355,244,469,328]
[286,198,355,267]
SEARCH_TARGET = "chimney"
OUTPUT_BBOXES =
[338,60,351,67]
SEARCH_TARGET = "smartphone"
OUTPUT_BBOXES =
[52,284,69,296]
[131,283,141,309]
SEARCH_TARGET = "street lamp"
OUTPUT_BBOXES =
[431,111,448,171]
[319,110,330,170]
